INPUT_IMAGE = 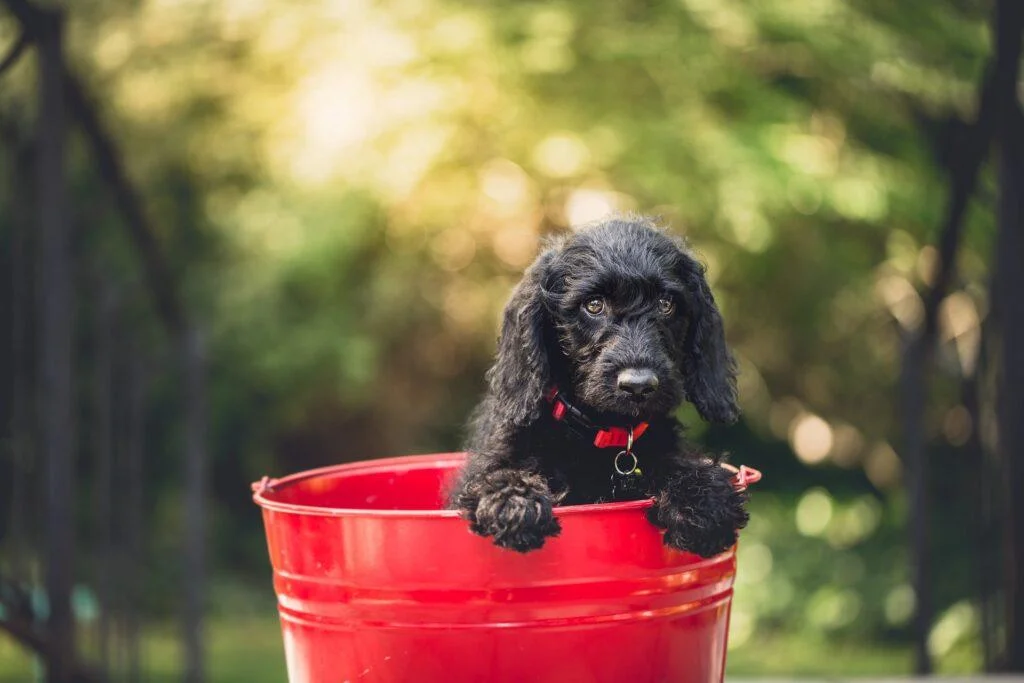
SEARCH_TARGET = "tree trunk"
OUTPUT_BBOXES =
[182,325,207,683]
[35,9,76,683]
[125,344,145,682]
[90,278,114,676]
[7,116,34,585]
[901,335,933,674]
[994,114,1024,673]
[990,0,1024,667]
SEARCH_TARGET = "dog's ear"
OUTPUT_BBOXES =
[678,253,739,424]
[486,249,557,427]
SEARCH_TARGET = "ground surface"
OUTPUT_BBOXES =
[0,615,1012,681]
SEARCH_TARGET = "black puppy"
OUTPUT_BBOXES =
[450,216,748,557]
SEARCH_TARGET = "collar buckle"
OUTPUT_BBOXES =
[546,386,650,450]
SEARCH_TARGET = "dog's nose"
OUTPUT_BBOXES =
[617,368,659,397]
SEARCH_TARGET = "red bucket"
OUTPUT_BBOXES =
[253,453,761,683]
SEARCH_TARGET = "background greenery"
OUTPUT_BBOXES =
[0,0,1000,678]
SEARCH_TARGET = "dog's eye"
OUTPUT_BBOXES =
[583,297,606,316]
[658,297,675,316]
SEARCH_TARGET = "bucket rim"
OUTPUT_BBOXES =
[252,452,658,518]
[251,452,760,520]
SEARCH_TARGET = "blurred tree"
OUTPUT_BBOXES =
[0,0,1017,677]
[3,1,210,681]
[899,0,1022,671]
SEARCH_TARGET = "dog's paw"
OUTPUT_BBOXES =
[647,463,749,558]
[470,470,561,553]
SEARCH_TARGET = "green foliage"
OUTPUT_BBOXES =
[0,0,999,675]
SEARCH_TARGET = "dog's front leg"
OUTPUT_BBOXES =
[647,458,749,558]
[454,467,561,553]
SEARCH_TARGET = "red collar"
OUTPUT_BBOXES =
[544,386,649,449]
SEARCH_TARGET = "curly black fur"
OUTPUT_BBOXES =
[647,454,750,558]
[449,216,749,556]
[453,469,563,552]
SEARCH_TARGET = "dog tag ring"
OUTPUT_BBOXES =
[610,426,644,499]
[615,426,638,475]
[614,450,638,476]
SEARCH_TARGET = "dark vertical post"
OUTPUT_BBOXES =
[963,355,998,670]
[995,123,1024,673]
[92,279,114,674]
[35,8,75,683]
[182,325,207,683]
[126,345,146,682]
[990,0,1024,668]
[8,125,33,585]
[901,336,932,674]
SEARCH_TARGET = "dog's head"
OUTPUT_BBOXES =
[487,216,738,427]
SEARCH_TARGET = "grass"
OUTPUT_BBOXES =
[0,615,919,682]
[728,636,911,677]
[142,617,288,683]
[0,617,287,683]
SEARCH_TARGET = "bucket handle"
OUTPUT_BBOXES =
[251,476,278,495]
[721,463,762,491]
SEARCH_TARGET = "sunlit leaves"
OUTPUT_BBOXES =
[12,0,994,668]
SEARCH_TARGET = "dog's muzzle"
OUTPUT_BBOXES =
[616,368,659,398]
